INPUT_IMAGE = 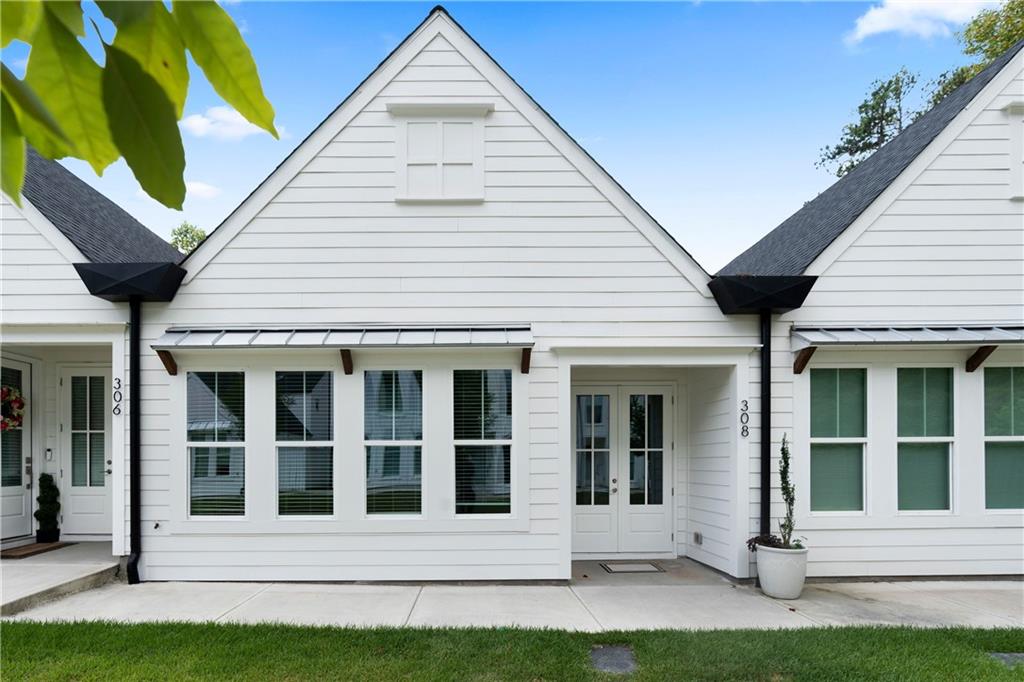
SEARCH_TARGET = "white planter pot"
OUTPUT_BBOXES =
[755,545,808,599]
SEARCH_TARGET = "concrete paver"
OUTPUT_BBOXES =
[407,585,601,631]
[219,583,422,627]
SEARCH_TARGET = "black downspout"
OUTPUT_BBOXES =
[759,309,772,537]
[127,296,142,584]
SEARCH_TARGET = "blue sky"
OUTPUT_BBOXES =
[3,1,987,271]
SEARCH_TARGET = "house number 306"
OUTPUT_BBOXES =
[739,400,749,438]
[112,377,123,416]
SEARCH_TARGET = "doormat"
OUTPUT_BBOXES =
[1,542,74,559]
[600,562,663,574]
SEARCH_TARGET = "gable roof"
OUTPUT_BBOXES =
[180,6,711,293]
[22,148,183,264]
[719,39,1024,277]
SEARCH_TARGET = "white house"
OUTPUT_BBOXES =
[1,8,1020,583]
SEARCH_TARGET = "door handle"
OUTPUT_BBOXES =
[105,469,112,475]
[611,487,618,494]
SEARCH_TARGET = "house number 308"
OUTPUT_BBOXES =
[739,400,749,438]
[112,378,123,416]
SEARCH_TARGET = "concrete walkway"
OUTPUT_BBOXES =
[1,542,119,616]
[8,560,1022,630]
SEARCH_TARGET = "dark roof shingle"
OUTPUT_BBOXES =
[21,148,182,264]
[719,39,1024,276]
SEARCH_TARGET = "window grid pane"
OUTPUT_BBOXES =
[985,442,1024,509]
[278,446,333,515]
[366,446,422,514]
[810,443,863,511]
[187,372,245,443]
[985,367,1024,437]
[364,371,422,515]
[455,445,510,514]
[897,443,950,511]
[810,369,866,438]
[276,371,333,442]
[897,368,952,438]
[189,446,244,515]
[575,394,610,506]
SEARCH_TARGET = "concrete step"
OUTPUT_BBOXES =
[2,562,120,616]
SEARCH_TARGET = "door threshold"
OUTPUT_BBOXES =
[573,552,677,561]
[1,535,36,550]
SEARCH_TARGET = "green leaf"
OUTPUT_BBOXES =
[0,63,71,154]
[1,93,26,205]
[23,7,116,172]
[98,1,188,117]
[172,0,277,137]
[1,0,41,47]
[45,0,84,37]
[102,44,185,209]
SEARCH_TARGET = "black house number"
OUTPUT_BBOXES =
[739,399,749,438]
[112,377,123,416]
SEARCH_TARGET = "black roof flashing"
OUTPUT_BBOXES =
[74,262,186,302]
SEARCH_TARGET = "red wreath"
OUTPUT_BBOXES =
[1,385,25,431]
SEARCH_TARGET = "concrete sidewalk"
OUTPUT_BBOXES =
[9,577,1023,630]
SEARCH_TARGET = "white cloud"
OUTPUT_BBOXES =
[180,106,268,141]
[845,0,998,45]
[185,181,222,199]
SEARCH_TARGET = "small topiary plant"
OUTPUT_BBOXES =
[34,472,60,543]
[748,434,804,552]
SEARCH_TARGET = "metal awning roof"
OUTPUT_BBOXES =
[152,326,534,350]
[792,326,1024,350]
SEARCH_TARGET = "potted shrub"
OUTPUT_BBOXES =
[34,472,60,543]
[747,435,807,599]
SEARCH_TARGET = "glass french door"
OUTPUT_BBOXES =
[1,358,32,540]
[61,368,112,536]
[572,385,673,554]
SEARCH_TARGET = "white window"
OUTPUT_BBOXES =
[983,366,1024,510]
[389,102,491,202]
[275,371,334,516]
[896,368,953,512]
[809,368,867,512]
[453,369,512,515]
[364,370,423,515]
[186,372,245,516]
[1004,100,1024,201]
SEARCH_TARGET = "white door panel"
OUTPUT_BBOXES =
[60,368,112,536]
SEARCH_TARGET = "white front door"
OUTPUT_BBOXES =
[1,358,33,540]
[572,384,674,555]
[60,368,112,536]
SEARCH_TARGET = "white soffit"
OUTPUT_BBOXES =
[792,326,1024,351]
[152,326,534,350]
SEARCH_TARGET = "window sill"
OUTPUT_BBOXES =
[166,515,530,535]
[395,196,484,205]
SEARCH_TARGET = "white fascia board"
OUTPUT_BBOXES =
[803,48,1024,277]
[182,11,713,297]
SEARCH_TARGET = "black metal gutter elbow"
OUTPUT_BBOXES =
[708,275,816,536]
[74,262,186,584]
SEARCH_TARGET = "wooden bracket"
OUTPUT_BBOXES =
[793,346,816,374]
[340,349,354,375]
[966,345,997,373]
[520,347,532,374]
[155,350,177,376]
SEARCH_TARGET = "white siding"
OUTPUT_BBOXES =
[770,55,1024,577]
[134,20,752,582]
[0,197,124,325]
[686,366,736,573]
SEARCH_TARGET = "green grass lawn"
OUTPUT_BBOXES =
[3,622,1023,681]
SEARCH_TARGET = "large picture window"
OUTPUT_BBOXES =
[897,368,953,511]
[453,369,512,515]
[187,372,245,516]
[984,367,1024,510]
[364,370,422,514]
[809,368,866,512]
[276,371,333,516]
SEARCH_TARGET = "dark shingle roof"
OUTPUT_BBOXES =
[719,39,1024,276]
[21,148,183,264]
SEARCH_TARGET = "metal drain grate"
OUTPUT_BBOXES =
[600,562,663,574]
[591,645,636,674]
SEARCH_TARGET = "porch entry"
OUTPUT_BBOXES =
[572,384,673,555]
[60,368,112,536]
[1,358,32,540]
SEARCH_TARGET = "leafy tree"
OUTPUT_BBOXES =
[170,221,206,254]
[928,0,1024,107]
[816,68,919,178]
[1,0,277,208]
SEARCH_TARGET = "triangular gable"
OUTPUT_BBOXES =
[803,46,1024,277]
[3,194,89,265]
[181,7,710,294]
